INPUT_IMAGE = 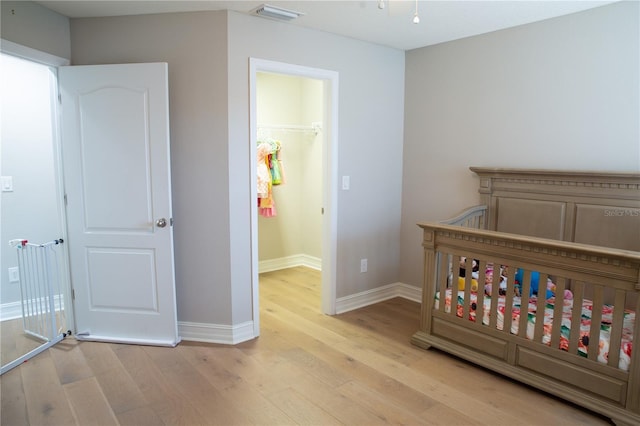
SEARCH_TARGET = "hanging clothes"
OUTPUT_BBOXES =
[257,139,284,217]
[256,142,271,198]
[275,147,286,185]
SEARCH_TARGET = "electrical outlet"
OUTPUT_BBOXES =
[360,258,367,273]
[8,267,19,283]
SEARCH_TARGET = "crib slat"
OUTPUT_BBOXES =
[488,263,500,330]
[451,254,462,318]
[568,281,584,356]
[503,266,516,336]
[476,260,487,328]
[533,274,547,344]
[607,289,626,368]
[588,286,605,362]
[437,252,449,313]
[461,257,470,318]
[550,277,565,350]
[518,270,532,340]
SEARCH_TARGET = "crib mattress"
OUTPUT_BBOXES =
[435,289,635,371]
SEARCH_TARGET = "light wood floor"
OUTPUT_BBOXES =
[1,266,611,425]
[1,318,46,367]
[1,311,70,368]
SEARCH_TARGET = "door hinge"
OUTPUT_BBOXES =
[64,194,68,206]
[72,289,75,300]
[321,207,324,215]
[58,93,62,104]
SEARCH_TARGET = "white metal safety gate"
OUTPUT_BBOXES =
[1,238,71,375]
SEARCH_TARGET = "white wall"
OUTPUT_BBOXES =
[0,54,61,307]
[257,73,323,263]
[399,2,640,288]
[300,78,324,259]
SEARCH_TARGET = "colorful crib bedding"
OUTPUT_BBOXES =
[434,289,635,371]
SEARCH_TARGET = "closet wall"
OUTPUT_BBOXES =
[257,73,323,271]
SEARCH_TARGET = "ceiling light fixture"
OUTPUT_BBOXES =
[378,0,385,9]
[413,0,420,24]
[253,4,304,21]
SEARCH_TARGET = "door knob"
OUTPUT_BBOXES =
[156,218,167,228]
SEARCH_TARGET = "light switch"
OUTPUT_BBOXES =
[342,175,350,190]
[1,176,13,192]
[8,267,19,283]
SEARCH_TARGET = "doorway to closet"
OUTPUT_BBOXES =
[256,72,323,323]
[249,59,339,336]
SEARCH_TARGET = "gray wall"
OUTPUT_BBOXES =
[70,10,406,326]
[1,1,70,59]
[227,11,405,319]
[70,12,232,325]
[399,1,640,288]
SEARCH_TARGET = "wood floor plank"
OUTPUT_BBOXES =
[78,342,148,416]
[142,345,253,425]
[283,364,392,426]
[205,342,296,396]
[265,387,342,426]
[178,344,295,425]
[1,319,44,365]
[408,351,610,425]
[49,338,93,385]
[279,347,351,388]
[336,379,436,425]
[0,365,29,425]
[115,406,165,426]
[111,344,206,426]
[260,311,439,415]
[63,377,119,426]
[20,352,76,425]
[420,402,486,425]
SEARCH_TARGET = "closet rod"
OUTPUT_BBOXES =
[258,123,322,135]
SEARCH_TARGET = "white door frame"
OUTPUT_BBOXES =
[0,39,73,333]
[249,58,339,335]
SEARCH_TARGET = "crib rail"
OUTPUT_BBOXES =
[413,223,640,413]
[438,205,487,228]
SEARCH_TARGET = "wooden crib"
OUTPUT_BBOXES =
[411,168,640,425]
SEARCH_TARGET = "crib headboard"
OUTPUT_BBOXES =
[470,167,640,252]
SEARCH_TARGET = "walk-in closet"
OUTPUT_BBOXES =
[256,72,324,310]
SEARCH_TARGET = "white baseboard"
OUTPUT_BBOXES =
[1,295,65,322]
[335,282,422,314]
[179,320,255,345]
[1,301,24,321]
[259,254,321,273]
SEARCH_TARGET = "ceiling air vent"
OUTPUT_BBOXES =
[252,4,304,21]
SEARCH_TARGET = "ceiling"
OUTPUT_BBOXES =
[35,0,616,50]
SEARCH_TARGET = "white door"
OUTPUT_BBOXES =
[59,63,179,346]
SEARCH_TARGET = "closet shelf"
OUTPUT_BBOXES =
[258,123,322,135]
